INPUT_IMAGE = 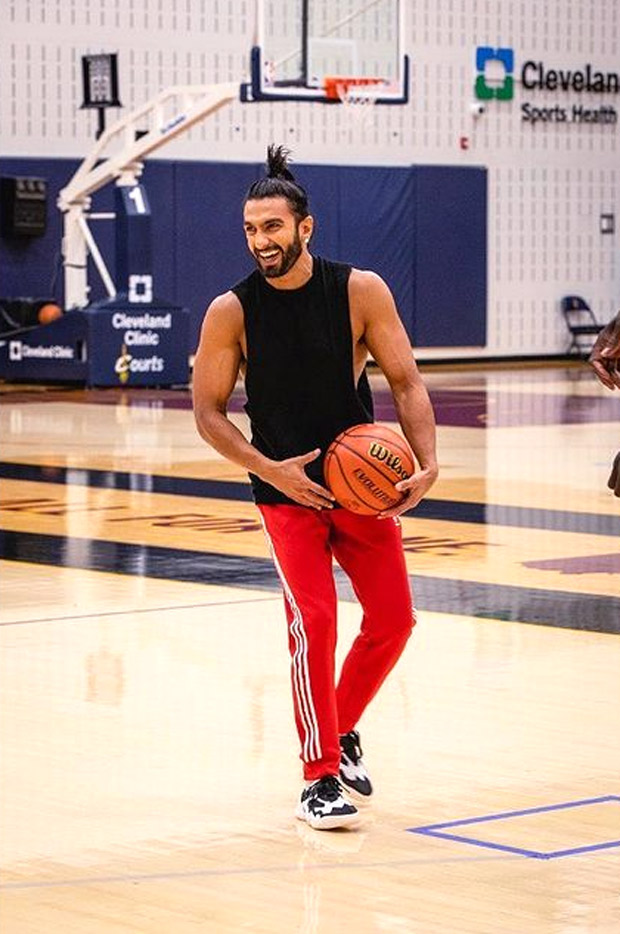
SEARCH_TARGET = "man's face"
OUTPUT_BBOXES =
[243,197,308,278]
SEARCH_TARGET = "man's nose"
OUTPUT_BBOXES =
[254,232,272,250]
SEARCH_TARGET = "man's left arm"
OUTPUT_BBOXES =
[351,270,438,516]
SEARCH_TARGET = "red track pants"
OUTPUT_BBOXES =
[258,504,416,781]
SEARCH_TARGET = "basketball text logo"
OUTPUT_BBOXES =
[368,443,409,480]
[352,468,394,507]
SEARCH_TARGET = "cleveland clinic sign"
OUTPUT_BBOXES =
[475,47,619,125]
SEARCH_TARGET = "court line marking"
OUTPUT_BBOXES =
[1,530,619,633]
[0,852,525,891]
[2,461,618,536]
[408,795,620,860]
[0,595,282,628]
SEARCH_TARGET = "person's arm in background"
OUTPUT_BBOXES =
[589,310,620,390]
[588,310,620,496]
[607,452,620,497]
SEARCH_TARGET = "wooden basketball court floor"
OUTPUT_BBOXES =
[1,362,619,933]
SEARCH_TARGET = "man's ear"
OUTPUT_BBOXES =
[300,215,314,243]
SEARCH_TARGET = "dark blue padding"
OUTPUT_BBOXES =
[337,165,415,338]
[412,166,487,347]
[0,157,78,300]
[292,164,341,259]
[173,160,261,347]
[293,164,415,338]
[140,161,176,308]
[1,157,487,351]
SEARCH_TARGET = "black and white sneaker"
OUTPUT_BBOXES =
[295,775,359,830]
[339,730,373,799]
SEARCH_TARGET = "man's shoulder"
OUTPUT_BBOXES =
[314,260,389,308]
[196,287,244,346]
[204,289,244,328]
[348,267,389,294]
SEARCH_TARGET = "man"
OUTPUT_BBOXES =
[192,145,438,830]
[588,310,620,496]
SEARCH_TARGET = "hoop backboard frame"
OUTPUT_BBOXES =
[240,0,409,106]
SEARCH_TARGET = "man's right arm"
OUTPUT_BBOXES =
[192,292,272,475]
[191,292,334,509]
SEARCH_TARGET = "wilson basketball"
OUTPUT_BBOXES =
[324,423,415,515]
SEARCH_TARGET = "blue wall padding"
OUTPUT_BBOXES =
[293,164,341,261]
[0,157,486,351]
[173,160,260,325]
[1,157,76,301]
[413,166,488,347]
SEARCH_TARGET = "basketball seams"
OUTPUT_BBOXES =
[327,445,401,512]
[326,449,379,513]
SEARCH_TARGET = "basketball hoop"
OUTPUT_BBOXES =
[323,76,387,127]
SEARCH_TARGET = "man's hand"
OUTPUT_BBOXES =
[261,449,335,510]
[588,312,620,390]
[608,451,620,497]
[378,465,439,519]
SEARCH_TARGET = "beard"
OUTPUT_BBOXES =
[254,230,303,278]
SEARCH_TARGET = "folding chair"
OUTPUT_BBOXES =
[560,295,605,356]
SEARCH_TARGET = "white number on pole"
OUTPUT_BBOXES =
[128,186,147,214]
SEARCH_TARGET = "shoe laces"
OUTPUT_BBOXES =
[312,775,345,801]
[340,730,363,764]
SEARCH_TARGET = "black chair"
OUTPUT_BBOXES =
[560,295,605,356]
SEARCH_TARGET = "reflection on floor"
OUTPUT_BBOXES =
[1,363,619,632]
[1,363,619,934]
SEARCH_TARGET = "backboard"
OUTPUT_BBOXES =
[241,0,409,105]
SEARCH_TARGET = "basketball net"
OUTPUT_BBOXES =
[324,76,386,128]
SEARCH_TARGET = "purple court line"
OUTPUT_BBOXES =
[408,795,620,860]
[545,840,620,858]
[413,794,620,829]
[410,830,549,860]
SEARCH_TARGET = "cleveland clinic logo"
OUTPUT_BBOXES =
[475,47,514,101]
[474,45,619,125]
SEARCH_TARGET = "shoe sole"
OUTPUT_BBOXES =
[340,788,373,805]
[339,776,373,803]
[295,806,361,830]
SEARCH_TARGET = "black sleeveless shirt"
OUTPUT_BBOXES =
[232,256,374,504]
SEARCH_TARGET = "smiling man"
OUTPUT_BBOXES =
[192,145,438,830]
[244,198,308,278]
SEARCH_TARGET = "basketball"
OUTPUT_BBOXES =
[324,423,415,515]
[37,302,63,325]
